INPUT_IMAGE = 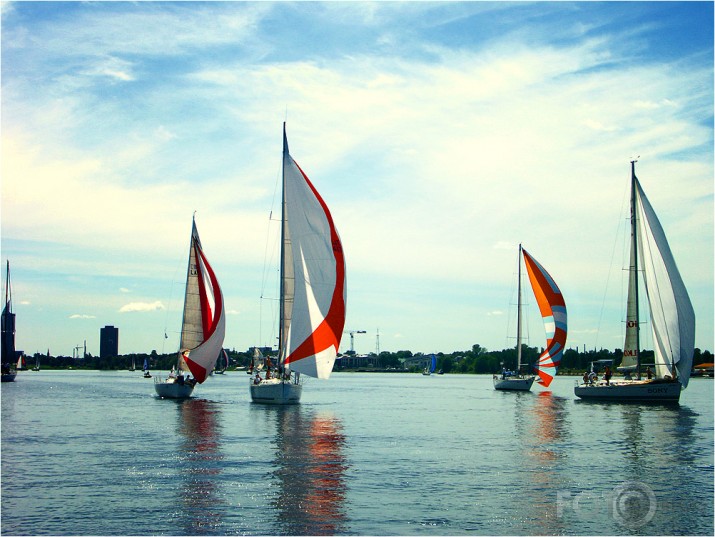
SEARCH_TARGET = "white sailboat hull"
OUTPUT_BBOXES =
[574,379,681,402]
[154,378,194,399]
[493,375,535,391]
[250,378,302,404]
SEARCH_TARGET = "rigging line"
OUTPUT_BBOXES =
[594,178,630,350]
[258,160,283,349]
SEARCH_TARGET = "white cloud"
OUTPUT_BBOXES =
[119,301,166,313]
[69,314,96,319]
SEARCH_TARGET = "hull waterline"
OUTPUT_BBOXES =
[574,379,681,402]
[154,380,194,399]
[493,376,535,391]
[250,379,302,404]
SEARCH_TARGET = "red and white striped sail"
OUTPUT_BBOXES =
[280,125,346,379]
[522,248,567,387]
[178,218,225,384]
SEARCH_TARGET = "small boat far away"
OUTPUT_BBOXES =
[155,217,226,399]
[423,354,437,375]
[494,245,567,391]
[1,261,18,382]
[250,123,346,404]
[214,349,229,375]
[575,161,695,402]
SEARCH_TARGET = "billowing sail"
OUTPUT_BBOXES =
[179,219,226,384]
[634,177,695,387]
[430,354,437,374]
[522,248,567,387]
[280,126,346,379]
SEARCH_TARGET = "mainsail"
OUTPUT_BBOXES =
[620,228,640,371]
[522,248,567,387]
[280,125,346,379]
[634,176,695,387]
[179,218,226,384]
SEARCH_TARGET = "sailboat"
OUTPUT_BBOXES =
[1,261,17,382]
[32,354,40,372]
[214,349,229,374]
[494,245,567,391]
[250,123,346,404]
[155,217,226,399]
[143,357,151,378]
[575,161,694,402]
[128,356,136,372]
[423,354,437,375]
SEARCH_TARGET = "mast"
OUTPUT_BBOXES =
[630,160,641,380]
[278,123,288,374]
[516,244,523,371]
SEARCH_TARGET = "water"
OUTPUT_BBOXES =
[1,371,713,536]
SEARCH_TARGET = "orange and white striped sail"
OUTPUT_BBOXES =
[522,248,567,387]
[179,218,226,384]
[280,124,346,379]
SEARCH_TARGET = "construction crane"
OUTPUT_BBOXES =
[346,330,367,354]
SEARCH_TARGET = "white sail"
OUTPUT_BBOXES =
[634,178,695,387]
[280,126,346,379]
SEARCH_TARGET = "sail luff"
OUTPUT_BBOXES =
[522,248,567,387]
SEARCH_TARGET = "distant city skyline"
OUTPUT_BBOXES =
[2,1,713,357]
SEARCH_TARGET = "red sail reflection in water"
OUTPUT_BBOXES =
[177,398,224,534]
[273,408,348,535]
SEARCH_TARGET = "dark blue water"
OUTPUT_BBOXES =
[2,371,713,535]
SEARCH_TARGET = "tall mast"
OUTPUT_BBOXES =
[4,261,10,309]
[516,243,523,370]
[278,123,288,370]
[630,160,641,380]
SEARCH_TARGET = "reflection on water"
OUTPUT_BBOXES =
[176,398,224,534]
[271,406,349,535]
[522,391,571,535]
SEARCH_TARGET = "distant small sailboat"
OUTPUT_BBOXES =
[494,245,567,391]
[250,124,346,404]
[575,161,694,402]
[128,356,136,372]
[248,347,265,375]
[143,357,151,378]
[214,349,229,374]
[423,354,437,375]
[32,355,40,372]
[155,217,225,399]
[1,261,17,383]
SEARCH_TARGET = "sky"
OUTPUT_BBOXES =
[1,1,713,359]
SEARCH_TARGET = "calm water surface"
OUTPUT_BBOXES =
[1,371,713,535]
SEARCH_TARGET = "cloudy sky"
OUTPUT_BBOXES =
[2,1,713,359]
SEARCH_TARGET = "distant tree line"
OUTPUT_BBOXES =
[21,344,714,374]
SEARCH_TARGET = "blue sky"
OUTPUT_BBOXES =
[2,1,713,358]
